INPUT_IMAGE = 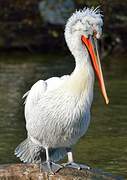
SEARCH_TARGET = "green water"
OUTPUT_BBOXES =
[0,52,127,178]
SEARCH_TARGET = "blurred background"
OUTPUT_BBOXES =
[0,0,127,178]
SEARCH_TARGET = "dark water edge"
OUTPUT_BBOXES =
[0,51,127,178]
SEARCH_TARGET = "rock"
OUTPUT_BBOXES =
[0,163,121,180]
[39,0,75,25]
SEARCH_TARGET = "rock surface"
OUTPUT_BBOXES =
[0,163,121,180]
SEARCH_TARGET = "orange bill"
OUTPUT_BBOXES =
[81,35,109,104]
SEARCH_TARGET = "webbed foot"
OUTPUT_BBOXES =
[41,161,63,174]
[62,162,90,170]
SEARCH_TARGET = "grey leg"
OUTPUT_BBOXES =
[41,147,62,174]
[62,148,90,170]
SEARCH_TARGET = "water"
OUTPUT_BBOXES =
[0,52,127,178]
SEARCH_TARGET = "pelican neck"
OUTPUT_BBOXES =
[72,51,93,76]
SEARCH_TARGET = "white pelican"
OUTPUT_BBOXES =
[15,7,109,174]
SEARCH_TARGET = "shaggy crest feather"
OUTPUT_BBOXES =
[66,7,102,27]
[65,7,103,36]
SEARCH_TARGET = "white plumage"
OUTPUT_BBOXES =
[25,65,94,148]
[15,7,107,173]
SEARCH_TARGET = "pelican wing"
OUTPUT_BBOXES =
[24,75,69,122]
[24,75,69,105]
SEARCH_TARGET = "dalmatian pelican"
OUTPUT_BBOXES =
[15,7,109,174]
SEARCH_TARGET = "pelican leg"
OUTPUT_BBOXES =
[62,148,90,170]
[41,147,62,174]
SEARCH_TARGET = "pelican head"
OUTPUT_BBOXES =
[65,7,109,104]
[65,7,103,49]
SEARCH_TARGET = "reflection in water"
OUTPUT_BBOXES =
[0,52,127,177]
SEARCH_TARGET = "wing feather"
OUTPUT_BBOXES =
[25,76,69,103]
